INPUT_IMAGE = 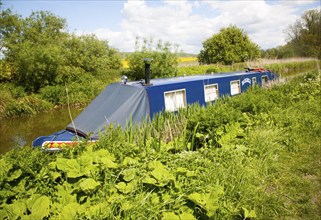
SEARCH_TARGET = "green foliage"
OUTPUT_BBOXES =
[126,37,179,80]
[1,10,122,92]
[0,89,53,117]
[261,44,296,59]
[287,9,321,58]
[198,25,260,65]
[1,71,320,219]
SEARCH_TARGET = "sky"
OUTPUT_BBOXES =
[2,0,320,54]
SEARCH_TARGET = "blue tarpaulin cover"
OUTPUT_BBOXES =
[66,83,150,138]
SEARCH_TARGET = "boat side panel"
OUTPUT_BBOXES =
[146,71,274,119]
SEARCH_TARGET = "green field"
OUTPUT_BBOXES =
[0,70,320,219]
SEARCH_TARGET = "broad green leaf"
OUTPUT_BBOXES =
[27,195,51,219]
[147,160,175,187]
[148,160,165,170]
[142,176,157,185]
[47,161,57,170]
[7,169,22,181]
[151,167,175,184]
[122,168,136,182]
[162,212,180,220]
[108,193,125,203]
[0,158,13,180]
[78,155,94,175]
[89,149,116,164]
[56,158,83,178]
[85,202,111,219]
[115,181,135,194]
[122,156,139,166]
[176,167,196,177]
[2,201,26,220]
[11,179,26,194]
[54,182,77,206]
[242,207,257,219]
[79,178,101,194]
[179,212,197,220]
[188,190,223,217]
[150,193,160,205]
[0,210,6,219]
[58,203,82,219]
[121,201,134,211]
[50,171,62,180]
[100,157,118,168]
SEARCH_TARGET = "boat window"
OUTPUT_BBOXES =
[252,77,257,86]
[230,80,241,95]
[262,75,268,86]
[204,83,219,102]
[164,89,187,112]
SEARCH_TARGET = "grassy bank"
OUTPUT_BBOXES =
[0,71,320,219]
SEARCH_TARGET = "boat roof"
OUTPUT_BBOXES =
[127,70,265,88]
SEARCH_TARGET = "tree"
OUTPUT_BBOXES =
[126,37,179,80]
[1,10,122,92]
[198,25,260,65]
[286,9,321,58]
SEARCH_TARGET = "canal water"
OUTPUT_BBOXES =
[0,108,82,154]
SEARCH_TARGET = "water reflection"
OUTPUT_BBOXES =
[0,108,82,154]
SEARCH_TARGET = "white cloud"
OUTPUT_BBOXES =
[87,0,319,53]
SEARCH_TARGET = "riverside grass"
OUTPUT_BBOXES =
[0,71,320,219]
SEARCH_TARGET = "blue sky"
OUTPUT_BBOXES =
[2,0,320,53]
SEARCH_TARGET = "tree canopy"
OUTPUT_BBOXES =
[286,9,321,59]
[1,9,121,92]
[198,25,260,65]
[126,38,179,80]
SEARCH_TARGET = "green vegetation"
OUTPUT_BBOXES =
[0,69,120,118]
[0,4,320,219]
[198,25,261,65]
[125,37,180,80]
[0,9,123,118]
[1,71,320,219]
[0,10,122,92]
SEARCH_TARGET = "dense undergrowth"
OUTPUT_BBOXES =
[0,69,120,118]
[0,71,320,219]
[0,60,318,118]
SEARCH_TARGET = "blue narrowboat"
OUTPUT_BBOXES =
[32,66,277,150]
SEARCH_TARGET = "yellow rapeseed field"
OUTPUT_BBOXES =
[177,57,198,62]
[122,57,198,68]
